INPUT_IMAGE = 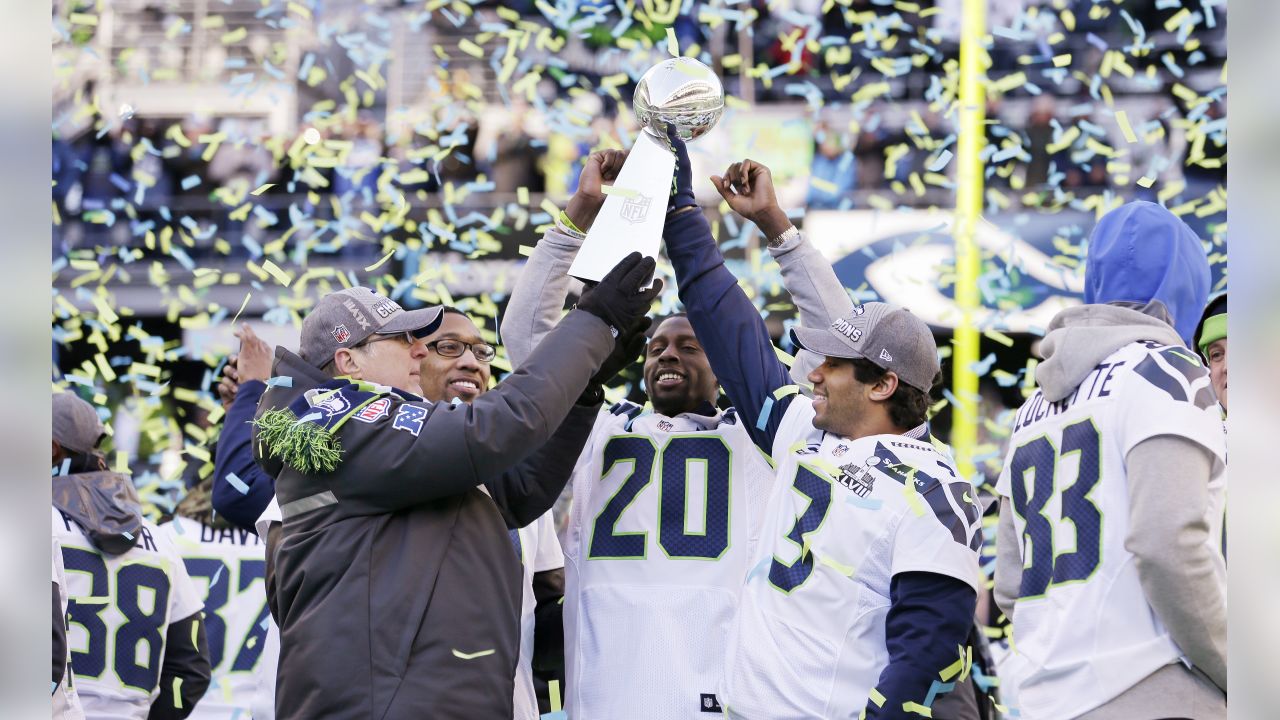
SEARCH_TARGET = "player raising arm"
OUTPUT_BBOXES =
[662,138,983,719]
[502,144,849,718]
[992,201,1226,719]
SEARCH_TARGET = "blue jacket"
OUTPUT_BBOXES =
[213,381,276,532]
[1084,200,1210,346]
[664,208,976,719]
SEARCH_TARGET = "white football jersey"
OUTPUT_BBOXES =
[53,506,205,720]
[512,512,564,720]
[995,341,1227,719]
[721,399,982,719]
[53,527,87,720]
[562,402,775,718]
[253,498,283,720]
[162,517,273,720]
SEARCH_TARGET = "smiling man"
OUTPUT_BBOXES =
[253,264,659,719]
[657,141,983,719]
[500,146,856,717]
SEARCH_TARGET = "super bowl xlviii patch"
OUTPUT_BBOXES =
[354,397,391,423]
[332,324,351,343]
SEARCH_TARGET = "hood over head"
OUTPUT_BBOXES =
[1084,200,1210,346]
[1036,301,1183,402]
[52,470,144,555]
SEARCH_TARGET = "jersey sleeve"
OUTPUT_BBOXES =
[532,513,565,573]
[1117,346,1226,466]
[770,396,817,462]
[890,501,982,594]
[164,533,207,622]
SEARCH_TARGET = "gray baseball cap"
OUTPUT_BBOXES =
[299,287,444,368]
[53,391,105,454]
[790,302,940,392]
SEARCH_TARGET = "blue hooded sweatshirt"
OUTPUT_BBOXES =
[1084,200,1210,346]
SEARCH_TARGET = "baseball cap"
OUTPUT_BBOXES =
[53,391,105,454]
[299,287,444,368]
[1194,291,1227,358]
[790,302,940,393]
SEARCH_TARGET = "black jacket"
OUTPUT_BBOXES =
[254,309,612,720]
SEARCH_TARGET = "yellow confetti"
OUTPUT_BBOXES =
[364,250,396,273]
[1114,110,1137,144]
[260,259,293,288]
[666,27,679,57]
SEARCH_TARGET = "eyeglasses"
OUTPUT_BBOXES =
[425,338,497,363]
[355,331,414,350]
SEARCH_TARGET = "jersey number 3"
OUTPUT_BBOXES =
[589,435,732,560]
[1009,419,1103,599]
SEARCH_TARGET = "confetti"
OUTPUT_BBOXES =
[225,473,250,495]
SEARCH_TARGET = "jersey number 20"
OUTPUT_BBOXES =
[1009,419,1103,599]
[589,435,732,560]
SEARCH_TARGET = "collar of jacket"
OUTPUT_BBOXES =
[254,348,422,475]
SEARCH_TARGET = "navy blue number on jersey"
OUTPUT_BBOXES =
[62,547,109,678]
[183,557,270,673]
[590,435,733,560]
[1009,419,1104,599]
[768,465,832,593]
[61,547,170,690]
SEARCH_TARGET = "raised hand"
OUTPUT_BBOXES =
[710,159,792,240]
[576,252,663,335]
[565,149,629,232]
[233,324,274,385]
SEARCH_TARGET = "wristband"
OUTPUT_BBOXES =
[558,211,587,239]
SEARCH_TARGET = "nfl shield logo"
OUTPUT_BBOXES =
[332,324,351,343]
[619,193,652,224]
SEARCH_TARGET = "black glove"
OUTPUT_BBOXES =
[576,252,663,336]
[666,125,696,213]
[577,316,652,406]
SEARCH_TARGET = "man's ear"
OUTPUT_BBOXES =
[52,440,63,465]
[868,371,899,403]
[333,348,361,377]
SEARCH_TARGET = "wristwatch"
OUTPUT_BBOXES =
[767,225,801,249]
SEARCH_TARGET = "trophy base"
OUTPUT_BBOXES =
[567,131,676,287]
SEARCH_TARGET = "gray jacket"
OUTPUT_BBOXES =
[994,302,1227,718]
[255,309,613,720]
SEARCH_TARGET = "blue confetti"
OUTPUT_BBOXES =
[226,473,251,495]
[846,494,884,510]
[756,396,775,431]
[267,376,293,388]
[180,175,201,191]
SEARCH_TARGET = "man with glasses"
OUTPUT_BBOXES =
[252,259,659,720]
[416,306,579,719]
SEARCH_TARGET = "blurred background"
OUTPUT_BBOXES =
[49,0,1226,520]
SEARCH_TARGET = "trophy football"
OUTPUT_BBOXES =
[567,57,725,283]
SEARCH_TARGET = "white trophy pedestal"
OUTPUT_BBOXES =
[567,130,675,287]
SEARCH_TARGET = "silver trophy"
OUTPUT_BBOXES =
[568,57,725,283]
